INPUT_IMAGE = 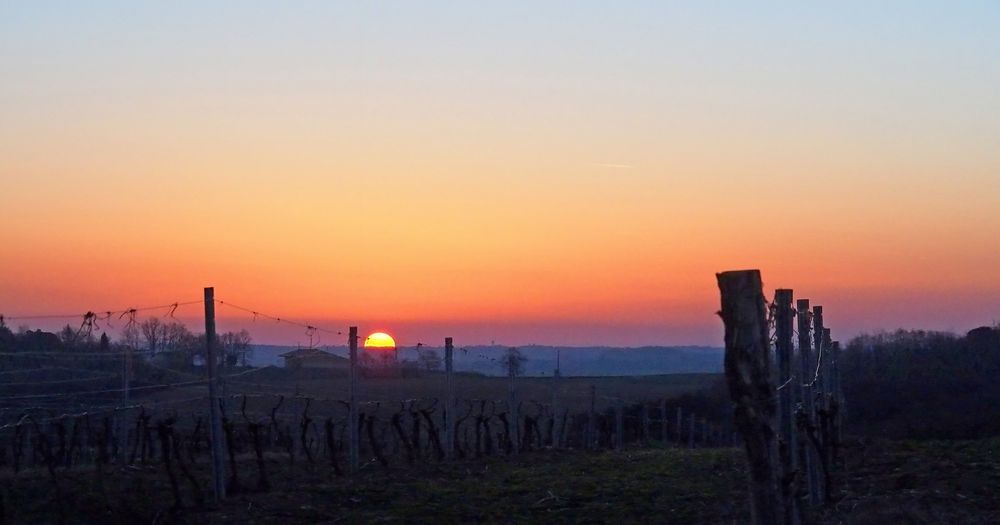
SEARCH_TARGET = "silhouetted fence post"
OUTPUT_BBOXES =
[675,407,683,446]
[641,403,650,446]
[552,349,561,449]
[717,270,788,525]
[348,326,359,472]
[444,337,454,460]
[660,400,668,444]
[822,327,832,407]
[812,307,826,410]
[688,413,695,449]
[615,399,624,451]
[821,326,835,501]
[797,299,820,507]
[774,289,798,523]
[119,332,131,463]
[831,340,844,444]
[204,287,226,501]
[588,385,596,450]
[811,308,827,503]
[508,350,520,454]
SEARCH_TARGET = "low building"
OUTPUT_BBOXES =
[278,348,349,370]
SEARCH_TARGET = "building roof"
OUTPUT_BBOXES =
[277,348,346,361]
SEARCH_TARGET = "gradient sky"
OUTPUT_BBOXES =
[2,2,999,346]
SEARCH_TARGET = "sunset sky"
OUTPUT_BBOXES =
[2,2,999,346]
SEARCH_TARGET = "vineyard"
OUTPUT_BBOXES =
[0,290,731,523]
[4,275,993,524]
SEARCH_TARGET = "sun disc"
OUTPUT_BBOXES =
[364,332,396,349]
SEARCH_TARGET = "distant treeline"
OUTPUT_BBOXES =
[0,319,252,376]
[841,326,1000,440]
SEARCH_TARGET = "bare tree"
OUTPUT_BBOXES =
[121,323,142,351]
[501,347,527,377]
[220,329,253,367]
[140,318,165,355]
[417,348,443,371]
[156,323,198,370]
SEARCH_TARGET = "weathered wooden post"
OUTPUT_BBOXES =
[774,289,798,522]
[812,307,826,408]
[821,326,835,499]
[551,349,561,449]
[444,337,454,460]
[588,385,597,450]
[822,328,833,405]
[676,407,683,446]
[348,326,359,472]
[615,399,624,451]
[831,340,844,443]
[812,309,828,503]
[717,270,787,525]
[688,413,695,449]
[775,290,795,457]
[660,400,668,444]
[508,350,520,454]
[204,287,226,501]
[641,403,650,446]
[119,334,131,462]
[797,299,820,507]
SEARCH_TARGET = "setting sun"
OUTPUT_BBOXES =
[364,332,396,349]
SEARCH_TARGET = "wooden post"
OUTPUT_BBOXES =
[444,337,454,460]
[660,400,668,444]
[811,308,827,504]
[774,290,795,460]
[717,270,787,525]
[676,407,683,446]
[348,326,359,472]
[204,287,226,501]
[508,350,520,454]
[821,326,834,499]
[797,299,820,507]
[774,289,798,523]
[641,403,650,446]
[615,399,624,451]
[688,413,695,449]
[812,307,826,409]
[822,328,833,404]
[831,340,844,442]
[588,385,596,450]
[117,340,130,463]
[551,349,561,449]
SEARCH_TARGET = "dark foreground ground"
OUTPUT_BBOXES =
[3,438,998,524]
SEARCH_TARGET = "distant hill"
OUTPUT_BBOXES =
[250,344,723,377]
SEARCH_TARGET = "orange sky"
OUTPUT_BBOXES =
[2,3,998,346]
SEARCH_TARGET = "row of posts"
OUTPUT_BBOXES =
[775,290,845,512]
[200,288,734,504]
[717,271,846,525]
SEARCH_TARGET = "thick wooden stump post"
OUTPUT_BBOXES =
[717,270,787,525]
